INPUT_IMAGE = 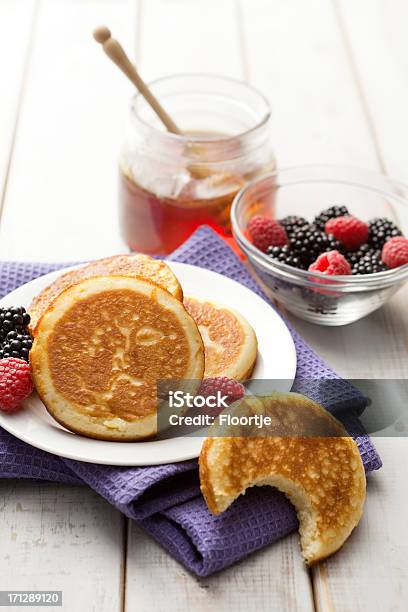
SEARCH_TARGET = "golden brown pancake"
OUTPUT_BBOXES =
[29,254,183,335]
[30,275,204,441]
[184,296,257,381]
[199,393,366,564]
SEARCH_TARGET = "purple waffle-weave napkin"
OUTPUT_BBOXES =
[0,226,381,576]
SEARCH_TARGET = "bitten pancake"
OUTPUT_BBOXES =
[184,297,257,381]
[30,275,204,441]
[199,393,366,565]
[29,254,183,334]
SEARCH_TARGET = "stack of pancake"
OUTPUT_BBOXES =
[29,254,258,441]
[29,255,366,565]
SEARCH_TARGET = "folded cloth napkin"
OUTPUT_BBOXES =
[0,226,381,576]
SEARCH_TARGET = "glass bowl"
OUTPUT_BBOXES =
[231,166,408,325]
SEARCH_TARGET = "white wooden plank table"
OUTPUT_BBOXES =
[0,1,407,610]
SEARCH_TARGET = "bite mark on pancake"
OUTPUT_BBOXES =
[199,393,366,565]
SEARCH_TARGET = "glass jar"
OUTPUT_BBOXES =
[119,74,276,255]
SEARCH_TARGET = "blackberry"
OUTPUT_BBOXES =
[313,205,349,231]
[279,215,309,238]
[0,307,32,362]
[348,245,388,275]
[268,226,343,269]
[290,226,343,266]
[368,217,403,249]
[347,243,371,265]
[267,244,307,269]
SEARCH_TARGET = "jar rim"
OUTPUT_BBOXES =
[129,73,271,146]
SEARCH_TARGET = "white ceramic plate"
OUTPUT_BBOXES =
[0,262,297,465]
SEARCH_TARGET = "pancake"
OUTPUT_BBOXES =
[29,254,183,335]
[30,275,204,441]
[184,296,257,381]
[199,393,366,565]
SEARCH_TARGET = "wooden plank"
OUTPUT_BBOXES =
[239,0,380,168]
[0,2,131,610]
[335,0,408,184]
[238,0,408,380]
[240,0,408,381]
[286,291,408,380]
[0,0,138,261]
[239,6,408,611]
[332,0,408,252]
[312,438,408,612]
[293,2,408,610]
[126,525,314,612]
[0,1,405,611]
[0,481,124,611]
[139,0,243,79]
[125,2,314,610]
[123,0,387,608]
[0,0,36,208]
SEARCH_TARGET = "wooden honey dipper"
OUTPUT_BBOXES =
[93,26,242,183]
[93,26,182,136]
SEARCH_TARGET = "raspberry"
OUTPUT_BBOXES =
[381,236,408,269]
[325,216,369,251]
[309,250,351,276]
[248,215,289,252]
[314,205,349,231]
[199,377,245,404]
[0,358,33,413]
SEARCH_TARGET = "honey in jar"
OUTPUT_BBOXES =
[119,75,275,255]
